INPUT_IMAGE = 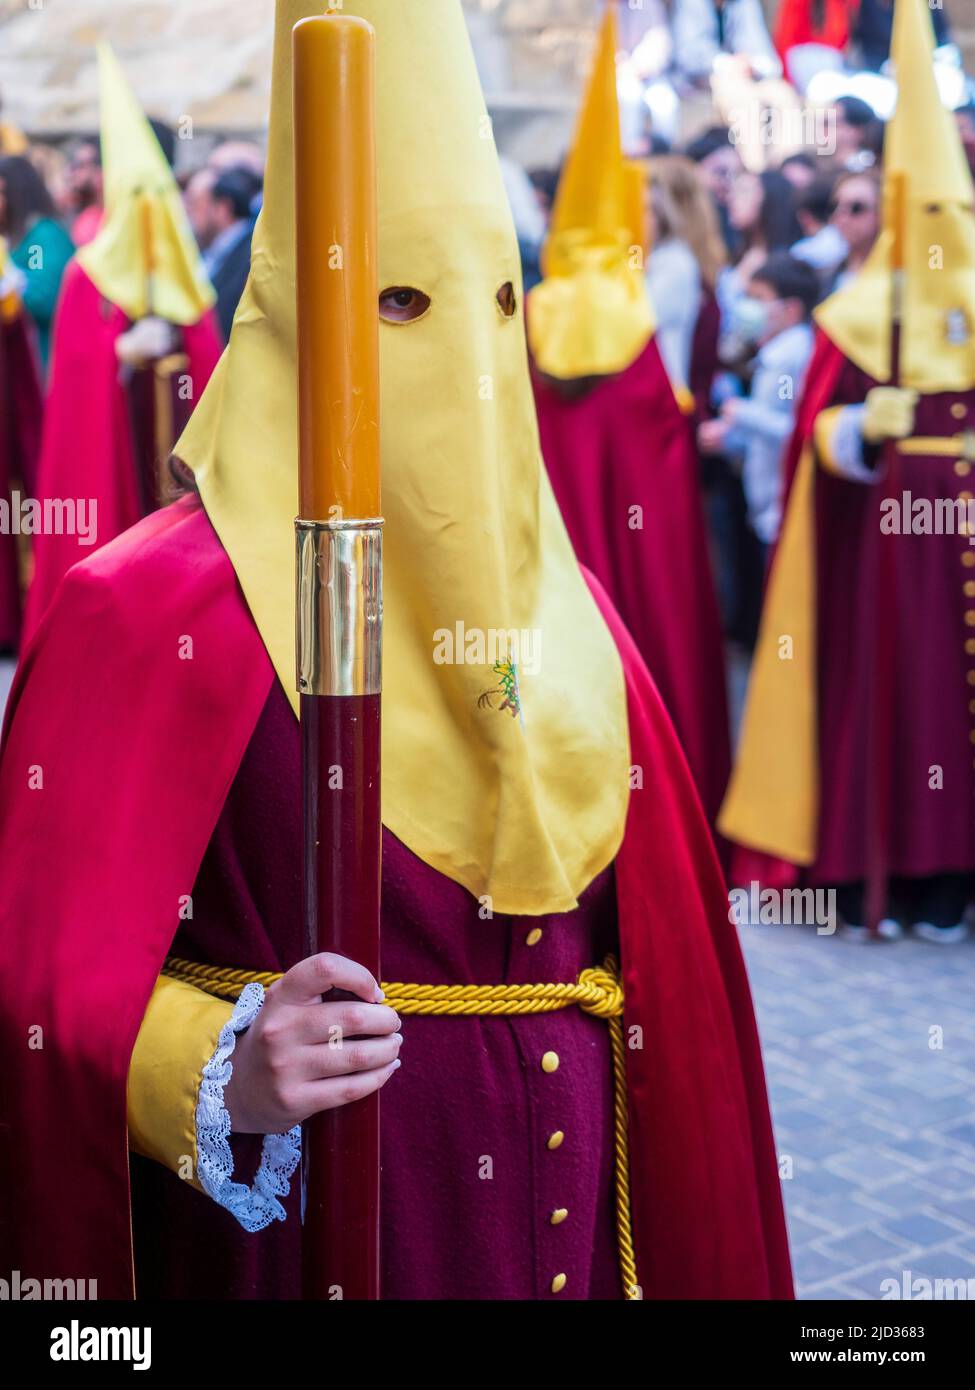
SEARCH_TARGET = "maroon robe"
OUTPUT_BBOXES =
[0,311,42,649]
[532,338,731,825]
[801,341,975,885]
[133,687,621,1300]
[0,497,792,1300]
[689,288,721,430]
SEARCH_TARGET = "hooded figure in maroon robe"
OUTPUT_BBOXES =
[0,0,791,1301]
[720,0,975,941]
[22,44,221,641]
[528,8,730,825]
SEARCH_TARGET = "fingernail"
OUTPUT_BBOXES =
[375,988,385,1002]
[391,1058,402,1070]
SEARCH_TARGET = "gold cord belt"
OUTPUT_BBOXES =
[163,953,640,1301]
[895,433,975,458]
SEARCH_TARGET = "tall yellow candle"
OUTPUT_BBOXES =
[293,13,380,520]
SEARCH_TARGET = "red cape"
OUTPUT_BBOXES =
[0,497,791,1299]
[0,312,42,648]
[533,339,731,826]
[22,260,222,642]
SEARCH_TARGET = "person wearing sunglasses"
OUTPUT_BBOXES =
[829,170,881,288]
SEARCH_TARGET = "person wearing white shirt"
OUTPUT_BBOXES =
[671,0,781,85]
[645,176,701,391]
[698,252,819,549]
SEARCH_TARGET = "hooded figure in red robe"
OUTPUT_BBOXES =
[0,0,791,1302]
[529,7,731,826]
[22,44,221,641]
[0,244,41,650]
[720,0,975,941]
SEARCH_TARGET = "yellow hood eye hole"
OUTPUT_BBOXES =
[379,286,431,323]
[497,281,517,318]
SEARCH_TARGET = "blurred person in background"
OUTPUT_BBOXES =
[64,136,104,246]
[615,0,671,73]
[184,165,217,242]
[710,172,803,645]
[648,154,727,422]
[0,154,74,373]
[684,125,743,255]
[650,153,760,657]
[720,168,803,333]
[644,172,701,393]
[186,164,263,341]
[829,94,881,170]
[699,252,818,556]
[671,0,781,88]
[792,172,849,286]
[829,168,881,285]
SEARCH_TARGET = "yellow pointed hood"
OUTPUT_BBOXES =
[816,0,975,392]
[77,43,214,326]
[176,0,630,916]
[527,3,654,380]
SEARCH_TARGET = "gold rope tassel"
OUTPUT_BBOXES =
[607,1012,641,1300]
[163,953,641,1299]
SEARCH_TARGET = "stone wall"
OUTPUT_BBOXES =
[0,0,276,140]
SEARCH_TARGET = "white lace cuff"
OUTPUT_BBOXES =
[195,981,301,1233]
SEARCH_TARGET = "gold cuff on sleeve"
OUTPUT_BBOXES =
[127,975,234,1191]
[812,404,851,477]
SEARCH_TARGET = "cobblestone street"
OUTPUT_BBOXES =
[741,920,975,1300]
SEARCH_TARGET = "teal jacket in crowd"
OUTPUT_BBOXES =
[11,215,75,372]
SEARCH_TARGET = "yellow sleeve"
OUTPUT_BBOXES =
[812,404,849,477]
[127,975,234,1192]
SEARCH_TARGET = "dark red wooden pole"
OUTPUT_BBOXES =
[301,693,382,1300]
[292,12,382,1300]
[865,173,906,935]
